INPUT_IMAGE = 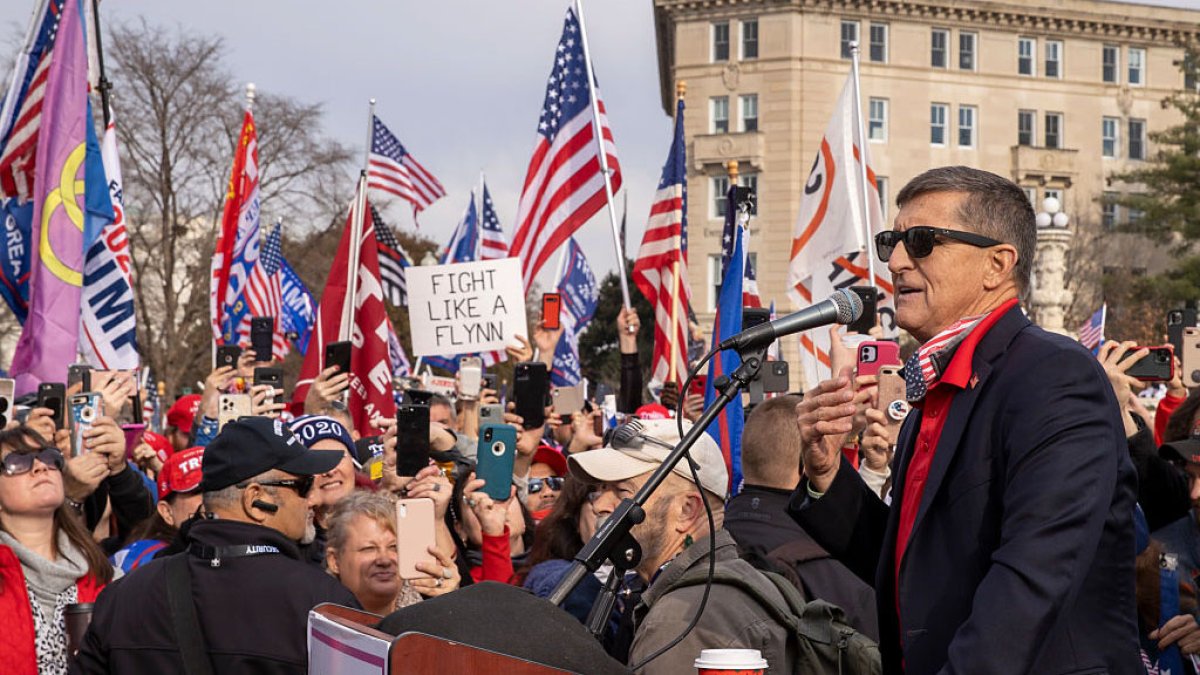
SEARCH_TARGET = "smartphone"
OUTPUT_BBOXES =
[761,361,789,394]
[857,340,901,378]
[877,366,908,428]
[1168,309,1199,358]
[91,370,137,424]
[477,424,517,502]
[395,498,437,580]
[542,293,562,331]
[405,389,434,406]
[1119,345,1175,382]
[395,403,431,477]
[324,340,352,375]
[216,344,241,370]
[482,373,498,393]
[552,382,586,416]
[592,412,604,438]
[688,374,708,399]
[1185,328,1200,388]
[847,286,879,335]
[459,356,483,401]
[253,367,284,407]
[69,393,103,456]
[37,382,66,429]
[479,403,504,425]
[67,364,91,394]
[513,362,549,429]
[250,316,274,363]
[217,393,252,431]
[0,378,13,428]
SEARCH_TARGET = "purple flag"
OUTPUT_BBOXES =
[10,0,89,394]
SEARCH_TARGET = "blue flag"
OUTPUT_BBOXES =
[279,256,315,355]
[703,186,745,496]
[551,238,599,387]
[441,194,479,264]
[0,198,31,323]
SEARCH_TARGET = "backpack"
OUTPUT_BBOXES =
[669,565,882,675]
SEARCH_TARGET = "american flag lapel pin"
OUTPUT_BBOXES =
[970,373,980,389]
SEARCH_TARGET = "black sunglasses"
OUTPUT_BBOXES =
[2,447,64,477]
[238,475,315,499]
[528,476,565,494]
[874,226,1003,262]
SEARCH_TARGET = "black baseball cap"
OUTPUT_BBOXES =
[200,416,343,492]
[1161,438,1200,467]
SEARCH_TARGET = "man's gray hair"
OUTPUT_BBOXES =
[895,166,1036,298]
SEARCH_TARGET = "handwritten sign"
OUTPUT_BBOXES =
[407,257,526,358]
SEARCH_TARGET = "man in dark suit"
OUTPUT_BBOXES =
[790,166,1138,674]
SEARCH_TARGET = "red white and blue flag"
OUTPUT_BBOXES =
[1079,304,1106,353]
[243,221,289,360]
[367,115,445,222]
[509,8,622,290]
[210,110,260,346]
[371,204,410,307]
[441,194,480,265]
[0,0,63,200]
[479,182,509,260]
[551,238,598,387]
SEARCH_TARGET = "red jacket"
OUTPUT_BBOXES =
[0,544,104,675]
[1155,392,1184,447]
[469,527,517,584]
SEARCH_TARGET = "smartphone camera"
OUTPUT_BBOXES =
[1156,351,1171,364]
[860,345,877,361]
[483,427,493,442]
[79,405,96,424]
[491,441,505,457]
[1169,311,1184,326]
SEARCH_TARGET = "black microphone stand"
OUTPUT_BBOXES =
[547,341,769,635]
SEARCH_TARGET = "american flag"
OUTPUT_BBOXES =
[441,194,480,264]
[509,8,622,290]
[371,204,410,307]
[632,96,690,385]
[743,255,762,309]
[244,222,289,360]
[367,115,445,220]
[1078,304,1106,353]
[0,0,62,199]
[479,183,509,260]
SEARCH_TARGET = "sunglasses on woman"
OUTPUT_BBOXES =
[2,448,64,477]
[528,476,565,494]
[874,226,1002,262]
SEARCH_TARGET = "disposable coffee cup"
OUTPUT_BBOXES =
[64,602,94,657]
[694,648,768,674]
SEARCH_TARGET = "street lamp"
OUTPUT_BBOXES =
[1036,196,1070,229]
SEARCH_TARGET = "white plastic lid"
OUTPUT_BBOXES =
[693,649,769,670]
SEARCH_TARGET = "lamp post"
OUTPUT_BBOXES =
[1030,196,1074,335]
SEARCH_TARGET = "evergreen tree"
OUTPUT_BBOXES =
[577,263,654,391]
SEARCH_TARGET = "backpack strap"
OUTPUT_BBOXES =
[165,553,215,675]
[672,566,837,642]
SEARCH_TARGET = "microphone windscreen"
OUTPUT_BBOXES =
[610,421,645,451]
[834,288,865,324]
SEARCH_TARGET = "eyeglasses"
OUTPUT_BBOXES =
[874,226,1003,262]
[528,476,565,494]
[2,448,64,477]
[238,475,315,499]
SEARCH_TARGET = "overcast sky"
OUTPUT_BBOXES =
[90,0,1199,289]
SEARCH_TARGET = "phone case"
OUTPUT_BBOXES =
[552,383,586,416]
[253,367,283,406]
[0,379,14,428]
[857,341,901,378]
[513,362,548,428]
[395,404,431,476]
[251,317,274,362]
[1124,346,1174,383]
[877,367,907,427]
[325,341,352,374]
[1186,329,1200,388]
[395,498,438,580]
[477,424,517,502]
[218,394,252,430]
[217,345,241,370]
[761,361,790,394]
[542,293,562,330]
[37,383,66,428]
[459,357,483,400]
[479,403,504,425]
[70,393,103,456]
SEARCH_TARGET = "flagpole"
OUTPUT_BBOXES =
[341,99,374,342]
[476,170,485,261]
[849,42,879,290]
[666,81,686,385]
[574,0,631,309]
[90,0,112,126]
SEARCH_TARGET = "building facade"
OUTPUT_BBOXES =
[653,0,1200,379]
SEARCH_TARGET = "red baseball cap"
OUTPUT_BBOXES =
[166,395,202,434]
[157,446,205,500]
[635,403,671,421]
[532,444,568,477]
[142,431,174,465]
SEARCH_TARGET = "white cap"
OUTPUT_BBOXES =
[693,649,768,670]
[568,418,729,500]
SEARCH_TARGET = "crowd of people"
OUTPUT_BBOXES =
[0,165,1195,674]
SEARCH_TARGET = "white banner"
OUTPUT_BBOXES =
[407,257,526,358]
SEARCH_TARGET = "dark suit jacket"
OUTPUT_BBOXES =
[790,306,1138,675]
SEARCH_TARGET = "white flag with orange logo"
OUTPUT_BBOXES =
[787,76,893,386]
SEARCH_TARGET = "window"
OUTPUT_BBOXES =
[930,104,948,145]
[741,20,759,60]
[840,21,859,59]
[1044,188,1063,205]
[1102,117,1119,158]
[712,22,730,62]
[958,105,977,147]
[712,176,730,219]
[1045,40,1063,79]
[875,176,888,220]
[868,98,888,141]
[1129,118,1146,160]
[739,94,758,133]
[1102,192,1118,229]
[869,23,888,63]
[707,254,722,312]
[1102,44,1119,83]
[1128,47,1145,86]
[1018,110,1036,146]
[959,32,976,71]
[1045,112,1063,149]
[1022,187,1037,208]
[1186,52,1199,92]
[1018,37,1035,76]
[1129,206,1144,225]
[711,96,729,134]
[931,29,948,68]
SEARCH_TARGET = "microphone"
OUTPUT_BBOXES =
[610,419,674,452]
[718,288,863,352]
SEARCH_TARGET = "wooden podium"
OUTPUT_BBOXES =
[308,603,575,674]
